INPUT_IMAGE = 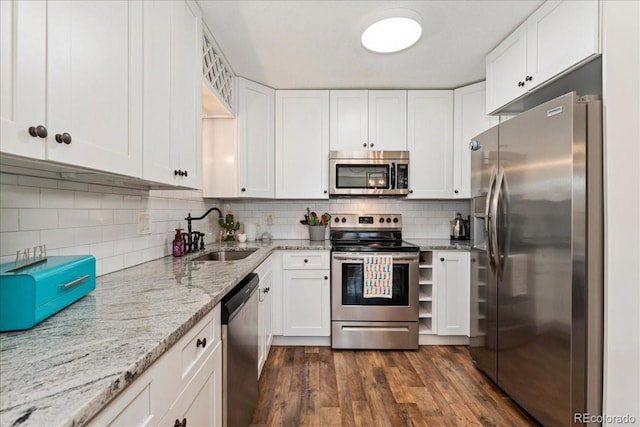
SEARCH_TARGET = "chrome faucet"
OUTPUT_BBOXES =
[184,207,224,253]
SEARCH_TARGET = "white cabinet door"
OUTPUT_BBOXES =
[238,77,275,198]
[158,342,222,427]
[527,0,600,89]
[453,82,499,199]
[258,266,273,377]
[275,90,329,199]
[282,270,330,336]
[436,251,470,336]
[407,90,453,199]
[329,90,368,150]
[46,1,143,177]
[143,0,202,188]
[485,24,528,114]
[0,0,47,159]
[330,90,407,151]
[368,90,407,150]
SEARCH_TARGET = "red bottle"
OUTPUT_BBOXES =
[172,229,183,257]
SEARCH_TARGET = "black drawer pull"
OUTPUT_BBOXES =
[196,338,207,348]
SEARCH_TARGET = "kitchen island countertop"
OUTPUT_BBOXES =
[0,239,330,427]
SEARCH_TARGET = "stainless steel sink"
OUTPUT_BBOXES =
[193,249,257,262]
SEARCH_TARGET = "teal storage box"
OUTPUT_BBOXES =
[0,255,96,331]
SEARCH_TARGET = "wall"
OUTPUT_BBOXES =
[602,1,640,425]
[0,172,219,276]
[222,199,469,240]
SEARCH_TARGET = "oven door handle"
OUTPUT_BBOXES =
[332,254,418,262]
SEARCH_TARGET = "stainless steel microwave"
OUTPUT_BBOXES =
[329,150,409,196]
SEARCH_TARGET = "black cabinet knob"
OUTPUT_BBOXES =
[440,257,445,262]
[323,190,327,194]
[28,125,48,139]
[196,337,207,348]
[184,170,188,177]
[174,170,180,176]
[362,143,367,147]
[303,259,308,263]
[241,188,246,192]
[518,81,525,87]
[324,276,328,280]
[525,75,533,81]
[454,189,459,194]
[409,189,413,194]
[369,143,374,148]
[55,132,72,144]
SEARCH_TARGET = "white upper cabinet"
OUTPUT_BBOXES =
[330,90,407,151]
[143,0,202,189]
[1,0,143,178]
[275,90,330,199]
[0,0,47,160]
[407,90,454,199]
[486,0,600,114]
[453,82,499,199]
[203,77,275,198]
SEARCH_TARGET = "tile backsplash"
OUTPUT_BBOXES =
[223,199,470,241]
[0,171,469,276]
[0,173,220,276]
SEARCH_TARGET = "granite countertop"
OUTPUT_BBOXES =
[405,238,472,251]
[0,239,331,427]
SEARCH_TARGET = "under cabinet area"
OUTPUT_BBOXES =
[329,90,407,151]
[88,304,223,427]
[203,77,275,198]
[281,251,331,337]
[486,0,600,113]
[0,0,143,177]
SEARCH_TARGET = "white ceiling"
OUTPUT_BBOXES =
[197,0,544,90]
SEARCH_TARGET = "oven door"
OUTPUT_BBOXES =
[331,252,419,321]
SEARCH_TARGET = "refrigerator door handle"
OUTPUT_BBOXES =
[485,169,498,273]
[491,167,505,279]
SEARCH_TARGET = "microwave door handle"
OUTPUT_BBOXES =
[390,163,396,189]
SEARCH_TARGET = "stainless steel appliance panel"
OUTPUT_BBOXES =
[469,92,603,427]
[331,252,419,322]
[329,150,409,196]
[222,274,259,427]
[331,321,418,350]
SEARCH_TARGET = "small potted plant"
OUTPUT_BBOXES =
[219,210,241,242]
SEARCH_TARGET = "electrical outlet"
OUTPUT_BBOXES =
[262,213,273,225]
[137,213,151,235]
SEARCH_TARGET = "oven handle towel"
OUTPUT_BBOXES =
[363,255,393,298]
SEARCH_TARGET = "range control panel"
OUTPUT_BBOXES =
[330,213,402,229]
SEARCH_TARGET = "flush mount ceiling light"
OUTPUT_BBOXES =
[361,13,422,53]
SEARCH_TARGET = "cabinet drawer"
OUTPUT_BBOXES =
[282,251,329,270]
[179,304,220,388]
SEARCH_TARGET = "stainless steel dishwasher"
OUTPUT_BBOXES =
[221,273,259,427]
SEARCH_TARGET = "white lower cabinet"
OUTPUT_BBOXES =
[88,304,222,427]
[254,256,274,377]
[281,251,330,337]
[435,251,470,336]
[157,342,222,427]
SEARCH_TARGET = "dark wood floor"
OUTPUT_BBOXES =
[250,346,538,427]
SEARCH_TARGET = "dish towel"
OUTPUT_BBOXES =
[363,255,393,298]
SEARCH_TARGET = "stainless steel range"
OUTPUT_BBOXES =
[330,213,419,350]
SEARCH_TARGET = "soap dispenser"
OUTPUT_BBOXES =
[172,229,183,257]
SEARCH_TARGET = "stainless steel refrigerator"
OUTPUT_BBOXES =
[468,92,603,426]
